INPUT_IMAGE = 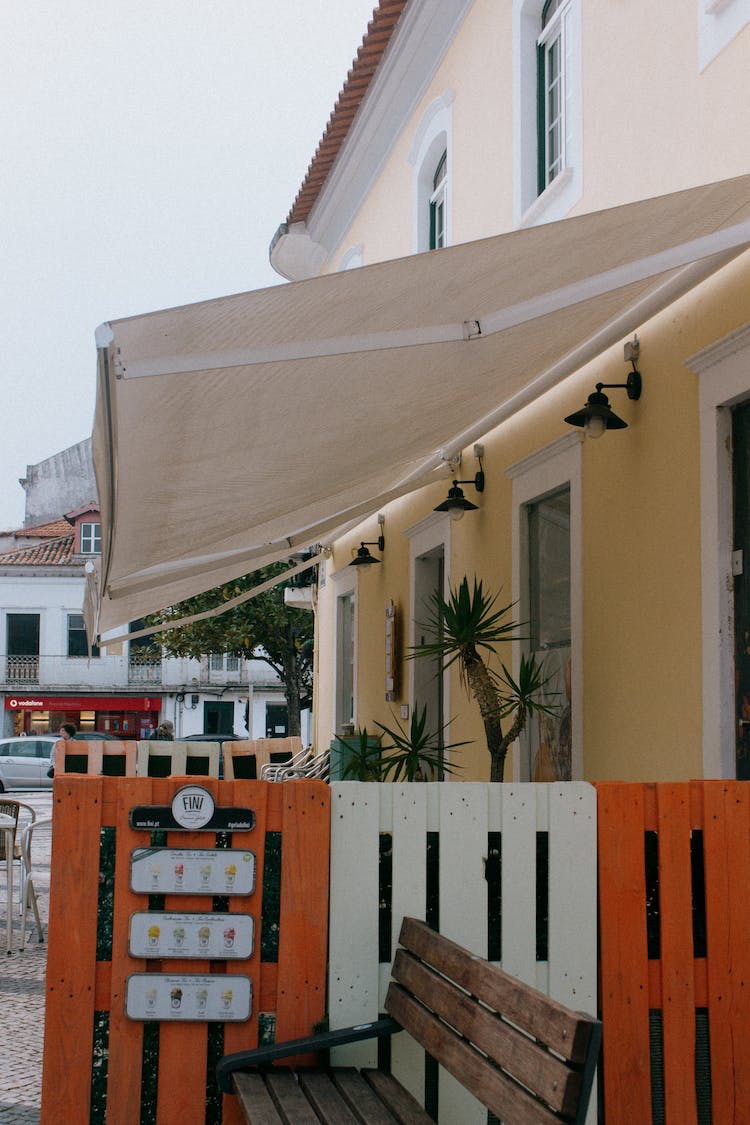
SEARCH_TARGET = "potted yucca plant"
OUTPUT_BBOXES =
[375,703,469,782]
[410,576,555,782]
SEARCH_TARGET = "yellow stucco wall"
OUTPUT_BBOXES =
[308,1,750,782]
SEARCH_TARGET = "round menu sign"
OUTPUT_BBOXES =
[171,785,216,830]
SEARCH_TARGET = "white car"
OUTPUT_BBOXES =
[0,736,56,790]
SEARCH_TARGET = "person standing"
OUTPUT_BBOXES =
[150,720,175,741]
[49,721,77,777]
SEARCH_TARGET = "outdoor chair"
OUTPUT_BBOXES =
[260,745,315,781]
[0,799,36,907]
[19,815,50,950]
[272,751,330,782]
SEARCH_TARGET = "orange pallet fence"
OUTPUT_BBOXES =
[55,739,137,777]
[41,776,330,1125]
[597,781,750,1124]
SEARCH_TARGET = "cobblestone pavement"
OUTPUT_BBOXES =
[0,790,52,1125]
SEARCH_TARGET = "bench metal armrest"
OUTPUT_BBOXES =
[216,1016,402,1092]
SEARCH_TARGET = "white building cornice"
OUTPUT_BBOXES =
[270,0,474,280]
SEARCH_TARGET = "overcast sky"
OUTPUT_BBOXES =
[0,0,378,530]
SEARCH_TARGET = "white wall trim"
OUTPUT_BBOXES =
[338,244,364,271]
[408,92,455,253]
[697,0,750,71]
[406,512,452,740]
[300,0,473,271]
[509,438,583,782]
[687,321,750,776]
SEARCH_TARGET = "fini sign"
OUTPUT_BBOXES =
[129,785,255,833]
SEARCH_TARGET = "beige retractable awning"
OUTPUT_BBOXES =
[91,175,750,640]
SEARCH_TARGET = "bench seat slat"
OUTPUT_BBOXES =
[386,984,564,1125]
[361,1070,434,1124]
[391,949,580,1116]
[398,916,592,1064]
[299,1069,373,1124]
[264,1071,322,1123]
[330,1068,402,1124]
[233,1072,292,1125]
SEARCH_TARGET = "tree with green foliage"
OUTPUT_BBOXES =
[143,563,314,738]
[410,576,555,782]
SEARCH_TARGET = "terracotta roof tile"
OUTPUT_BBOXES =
[15,518,73,539]
[287,0,408,225]
[0,534,75,567]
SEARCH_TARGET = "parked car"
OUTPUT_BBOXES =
[0,736,56,790]
[73,731,117,741]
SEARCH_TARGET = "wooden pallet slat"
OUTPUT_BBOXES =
[655,783,698,1124]
[596,783,653,1124]
[703,781,750,1121]
[41,777,104,1123]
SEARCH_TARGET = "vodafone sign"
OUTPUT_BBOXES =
[4,696,158,711]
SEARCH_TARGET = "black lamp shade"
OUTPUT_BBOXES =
[350,543,381,566]
[564,390,628,432]
[434,483,479,515]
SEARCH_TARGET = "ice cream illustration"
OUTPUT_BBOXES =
[170,987,183,1010]
[223,926,236,949]
[198,925,211,948]
[146,988,157,1010]
[172,926,185,947]
[200,863,212,886]
[147,923,160,948]
[221,989,233,1010]
[150,864,161,887]
[196,988,208,1011]
[173,862,184,886]
[224,863,237,887]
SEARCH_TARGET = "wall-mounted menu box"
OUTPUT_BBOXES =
[129,912,253,959]
[130,847,255,895]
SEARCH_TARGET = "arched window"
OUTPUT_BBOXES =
[409,92,453,253]
[429,150,448,250]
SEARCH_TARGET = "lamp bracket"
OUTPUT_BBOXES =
[596,367,642,401]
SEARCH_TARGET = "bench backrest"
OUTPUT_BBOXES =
[385,917,601,1125]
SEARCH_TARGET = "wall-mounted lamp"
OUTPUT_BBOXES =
[564,338,643,439]
[349,515,385,566]
[434,444,485,521]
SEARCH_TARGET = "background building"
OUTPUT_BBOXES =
[0,451,295,740]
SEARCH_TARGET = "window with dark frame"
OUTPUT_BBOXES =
[537,0,572,194]
[68,613,100,658]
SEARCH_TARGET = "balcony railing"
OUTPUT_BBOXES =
[127,660,163,685]
[0,653,256,692]
[5,655,40,684]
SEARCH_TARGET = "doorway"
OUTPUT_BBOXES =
[413,546,445,777]
[733,402,750,778]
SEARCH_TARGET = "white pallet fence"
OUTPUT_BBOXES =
[328,782,598,1123]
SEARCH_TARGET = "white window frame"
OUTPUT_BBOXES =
[506,433,583,781]
[332,566,357,735]
[338,244,363,271]
[513,0,582,227]
[697,0,750,71]
[688,321,750,777]
[408,91,454,253]
[405,511,452,739]
[80,521,101,554]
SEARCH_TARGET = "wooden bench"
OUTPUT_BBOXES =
[217,916,601,1124]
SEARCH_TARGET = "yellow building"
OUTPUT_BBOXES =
[92,1,750,784]
[270,0,750,783]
